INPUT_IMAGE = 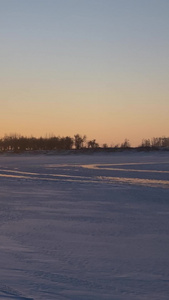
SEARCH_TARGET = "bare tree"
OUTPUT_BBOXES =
[121,139,130,148]
[87,139,99,149]
[74,134,86,149]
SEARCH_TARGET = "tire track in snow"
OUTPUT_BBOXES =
[1,164,169,188]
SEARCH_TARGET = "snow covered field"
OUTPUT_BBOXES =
[0,152,169,300]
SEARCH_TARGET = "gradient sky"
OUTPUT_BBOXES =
[1,0,169,146]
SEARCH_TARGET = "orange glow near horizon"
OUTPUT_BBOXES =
[1,85,169,147]
[1,1,169,147]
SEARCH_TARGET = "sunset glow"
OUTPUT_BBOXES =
[1,0,169,146]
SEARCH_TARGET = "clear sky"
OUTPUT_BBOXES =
[0,0,169,146]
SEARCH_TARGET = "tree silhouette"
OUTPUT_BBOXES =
[74,134,86,149]
[87,139,99,149]
[0,134,169,153]
[121,139,130,148]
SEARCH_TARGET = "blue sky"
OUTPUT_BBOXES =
[0,0,169,146]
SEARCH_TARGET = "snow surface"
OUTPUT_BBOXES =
[0,152,169,300]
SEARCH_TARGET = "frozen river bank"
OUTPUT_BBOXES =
[0,152,169,299]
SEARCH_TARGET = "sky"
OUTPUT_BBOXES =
[0,0,169,146]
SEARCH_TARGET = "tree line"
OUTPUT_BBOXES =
[0,134,168,153]
[0,134,97,152]
[141,137,169,148]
